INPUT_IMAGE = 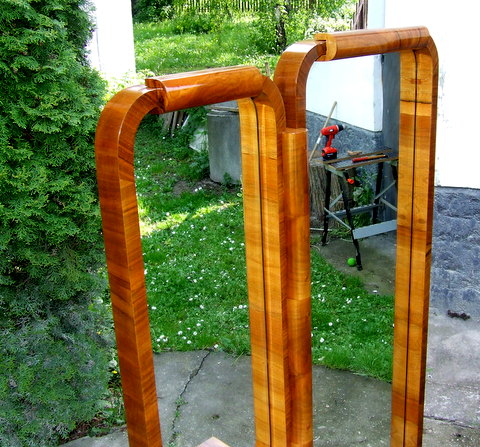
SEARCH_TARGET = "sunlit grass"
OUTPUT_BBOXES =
[134,115,393,382]
[132,14,394,380]
[134,18,279,75]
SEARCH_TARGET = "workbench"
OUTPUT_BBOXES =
[311,149,398,270]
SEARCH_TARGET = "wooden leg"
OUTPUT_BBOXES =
[283,129,313,447]
[239,97,271,447]
[391,47,438,447]
[95,87,163,447]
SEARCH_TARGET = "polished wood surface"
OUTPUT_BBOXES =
[95,67,272,447]
[274,27,438,447]
[95,27,437,447]
[145,66,264,112]
[95,85,164,447]
[238,97,271,447]
[392,46,438,447]
[273,40,325,128]
[282,128,312,447]
[315,26,433,60]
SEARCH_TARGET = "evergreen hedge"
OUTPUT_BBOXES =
[0,1,112,445]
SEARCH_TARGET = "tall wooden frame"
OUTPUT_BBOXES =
[274,27,438,447]
[95,27,437,447]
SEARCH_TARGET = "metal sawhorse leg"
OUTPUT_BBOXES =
[319,151,399,270]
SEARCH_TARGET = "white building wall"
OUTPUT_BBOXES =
[306,0,386,131]
[88,0,136,78]
[384,0,480,188]
[306,56,383,131]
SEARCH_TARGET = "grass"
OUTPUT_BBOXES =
[133,112,394,382]
[128,14,394,382]
[134,16,279,75]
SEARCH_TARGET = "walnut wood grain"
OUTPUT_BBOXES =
[315,27,433,60]
[96,67,304,447]
[274,27,438,447]
[282,128,312,447]
[95,85,164,447]
[96,27,438,447]
[252,78,291,447]
[238,97,271,447]
[273,40,325,129]
[393,46,438,447]
[96,67,275,447]
[145,66,264,112]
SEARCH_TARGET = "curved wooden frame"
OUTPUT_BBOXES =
[95,27,437,447]
[95,65,310,447]
[274,27,438,447]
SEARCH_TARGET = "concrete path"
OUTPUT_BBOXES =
[64,313,480,447]
[64,234,480,447]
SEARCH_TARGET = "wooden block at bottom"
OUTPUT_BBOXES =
[197,437,232,447]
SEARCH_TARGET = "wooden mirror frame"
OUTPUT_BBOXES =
[274,27,438,447]
[95,27,437,447]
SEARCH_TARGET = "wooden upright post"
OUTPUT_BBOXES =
[274,27,438,447]
[95,27,438,447]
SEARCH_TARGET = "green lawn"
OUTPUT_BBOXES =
[132,17,394,382]
[134,18,279,75]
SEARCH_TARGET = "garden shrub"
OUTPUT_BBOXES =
[0,1,112,445]
[132,0,175,22]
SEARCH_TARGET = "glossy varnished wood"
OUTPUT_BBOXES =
[393,46,438,447]
[315,27,433,60]
[238,97,271,447]
[274,27,438,447]
[96,67,272,447]
[95,85,164,447]
[282,128,312,447]
[252,78,291,447]
[273,40,325,128]
[96,67,307,447]
[96,27,438,447]
[145,66,264,112]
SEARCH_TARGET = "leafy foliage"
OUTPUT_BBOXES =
[252,0,355,53]
[0,1,112,445]
[133,0,356,53]
[132,0,176,22]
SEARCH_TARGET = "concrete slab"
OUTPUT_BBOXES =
[63,344,480,447]
[314,232,397,296]
[424,419,480,446]
[425,311,480,428]
[61,429,128,447]
[173,352,254,447]
[154,351,212,446]
[312,368,391,446]
[62,234,480,447]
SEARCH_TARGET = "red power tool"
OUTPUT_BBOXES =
[321,124,344,160]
